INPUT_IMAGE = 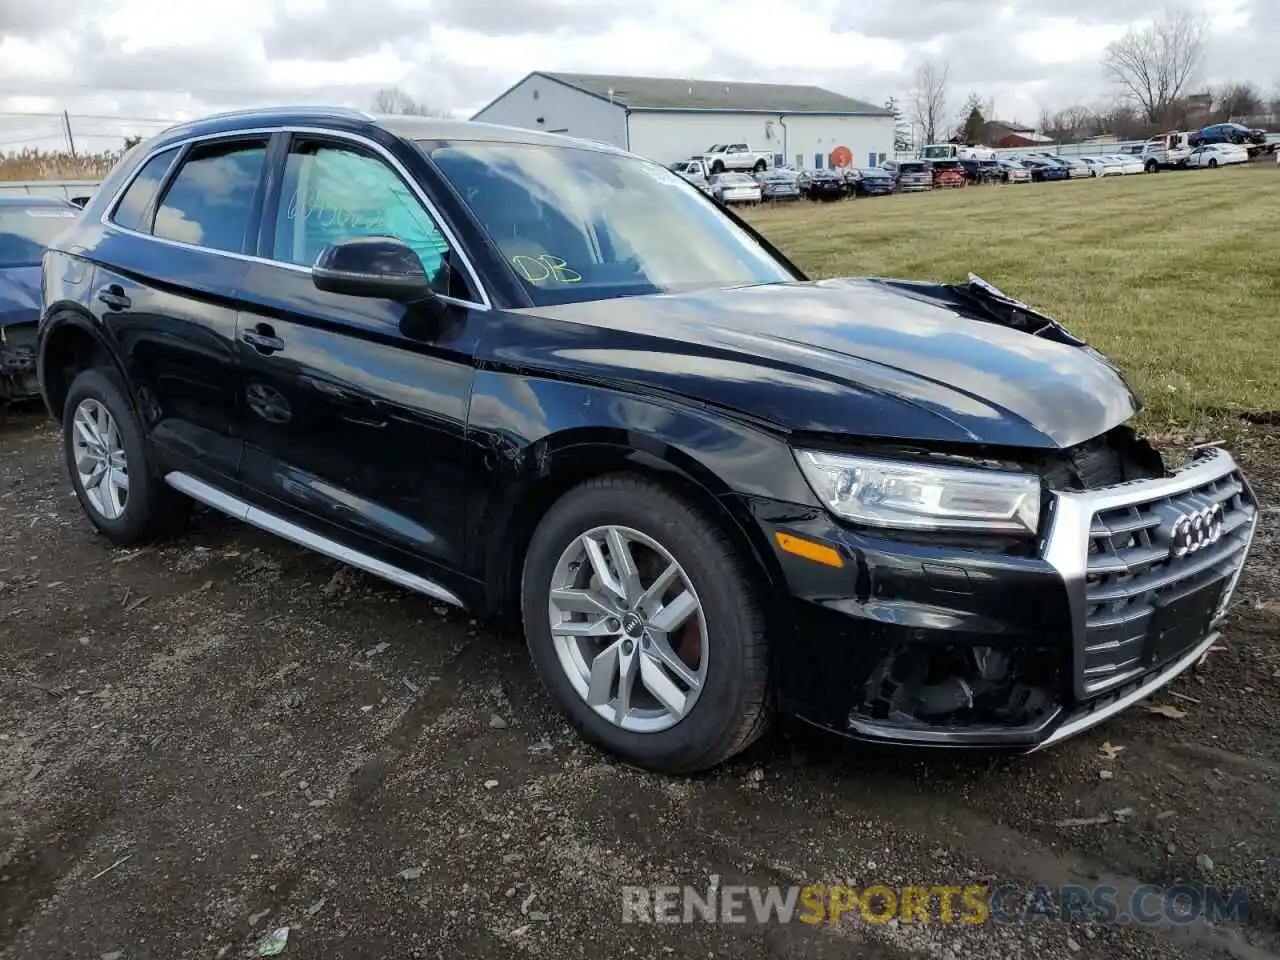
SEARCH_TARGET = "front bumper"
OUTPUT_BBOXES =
[0,322,40,401]
[758,447,1258,750]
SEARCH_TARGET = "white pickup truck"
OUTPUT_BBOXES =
[921,143,997,162]
[1140,131,1193,172]
[693,143,773,174]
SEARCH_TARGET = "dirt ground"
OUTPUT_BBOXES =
[2,402,1278,960]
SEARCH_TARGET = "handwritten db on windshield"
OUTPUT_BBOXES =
[511,254,582,284]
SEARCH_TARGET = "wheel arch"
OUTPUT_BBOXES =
[477,429,789,623]
[38,310,129,423]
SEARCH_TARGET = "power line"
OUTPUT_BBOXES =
[0,110,178,125]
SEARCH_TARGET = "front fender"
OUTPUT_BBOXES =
[466,369,820,608]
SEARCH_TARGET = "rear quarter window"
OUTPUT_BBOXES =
[110,147,180,232]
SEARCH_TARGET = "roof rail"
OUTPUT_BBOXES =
[169,105,375,125]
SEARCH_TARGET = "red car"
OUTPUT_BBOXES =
[931,160,967,188]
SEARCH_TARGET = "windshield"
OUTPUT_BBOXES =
[0,204,77,266]
[920,146,951,159]
[425,141,794,306]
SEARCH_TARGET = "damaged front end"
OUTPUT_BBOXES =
[0,321,39,403]
[774,424,1259,751]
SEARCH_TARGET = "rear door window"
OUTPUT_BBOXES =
[152,139,268,253]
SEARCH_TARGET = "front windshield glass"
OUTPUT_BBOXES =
[0,205,77,266]
[425,141,794,306]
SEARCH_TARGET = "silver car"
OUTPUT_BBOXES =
[710,172,763,205]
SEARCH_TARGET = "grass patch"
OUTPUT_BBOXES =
[743,165,1280,429]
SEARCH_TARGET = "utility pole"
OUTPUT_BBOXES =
[62,110,77,156]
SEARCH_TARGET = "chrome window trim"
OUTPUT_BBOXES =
[98,124,492,312]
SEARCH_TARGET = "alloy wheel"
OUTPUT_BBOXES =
[547,525,708,733]
[72,398,129,520]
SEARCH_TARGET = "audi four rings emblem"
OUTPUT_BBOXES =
[1169,504,1225,558]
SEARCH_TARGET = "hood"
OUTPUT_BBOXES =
[506,278,1139,450]
[0,264,42,327]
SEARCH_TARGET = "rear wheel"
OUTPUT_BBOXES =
[1208,158,1218,168]
[62,367,190,544]
[521,474,771,773]
[753,159,766,173]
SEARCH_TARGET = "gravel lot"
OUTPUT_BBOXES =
[2,402,1278,960]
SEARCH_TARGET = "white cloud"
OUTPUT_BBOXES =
[0,0,1274,156]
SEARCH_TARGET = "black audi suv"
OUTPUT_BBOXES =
[36,107,1258,773]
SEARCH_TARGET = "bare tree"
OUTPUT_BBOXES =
[1212,82,1264,122]
[1101,7,1209,124]
[371,86,449,117]
[909,59,950,146]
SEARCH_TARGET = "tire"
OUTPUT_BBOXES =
[1145,160,1158,173]
[62,366,190,545]
[710,160,724,175]
[1208,158,1217,168]
[753,160,766,173]
[520,474,771,774]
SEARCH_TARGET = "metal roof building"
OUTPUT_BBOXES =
[471,71,896,170]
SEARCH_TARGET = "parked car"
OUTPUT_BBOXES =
[884,159,933,192]
[668,158,714,195]
[995,159,1032,184]
[754,167,802,201]
[36,108,1260,773]
[1186,143,1251,168]
[709,172,763,205]
[1079,157,1122,178]
[1057,159,1091,180]
[1,196,79,402]
[930,159,967,188]
[1190,123,1267,148]
[798,168,847,201]
[852,167,896,196]
[1024,159,1070,182]
[693,143,773,174]
[959,159,1003,184]
[1101,155,1145,175]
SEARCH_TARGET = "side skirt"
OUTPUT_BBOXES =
[164,471,466,609]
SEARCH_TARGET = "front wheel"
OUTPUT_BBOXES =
[521,475,771,774]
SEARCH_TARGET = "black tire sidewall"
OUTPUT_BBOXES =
[62,367,162,543]
[521,481,761,771]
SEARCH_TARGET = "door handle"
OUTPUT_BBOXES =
[241,325,285,355]
[97,285,131,311]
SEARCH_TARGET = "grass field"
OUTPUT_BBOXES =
[743,164,1280,429]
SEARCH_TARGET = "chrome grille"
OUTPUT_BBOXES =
[1043,448,1258,700]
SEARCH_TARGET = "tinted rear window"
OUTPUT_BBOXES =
[152,140,267,253]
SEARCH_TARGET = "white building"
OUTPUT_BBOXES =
[471,72,896,170]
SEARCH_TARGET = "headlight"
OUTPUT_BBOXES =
[794,450,1042,534]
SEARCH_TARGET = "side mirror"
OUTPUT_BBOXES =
[312,236,438,303]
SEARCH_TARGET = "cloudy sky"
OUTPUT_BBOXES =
[0,0,1275,154]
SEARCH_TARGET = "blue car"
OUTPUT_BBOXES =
[853,167,896,196]
[1,196,79,401]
